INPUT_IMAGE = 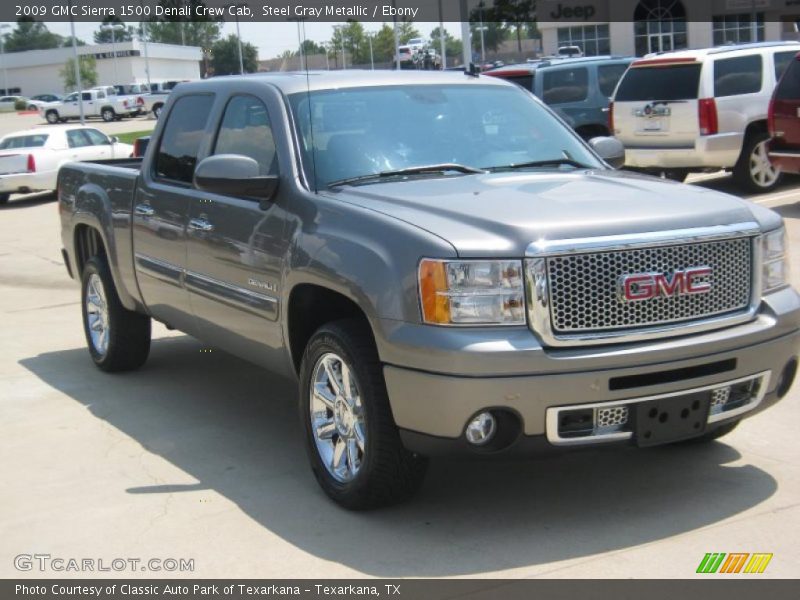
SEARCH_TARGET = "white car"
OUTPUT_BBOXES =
[612,40,800,192]
[0,126,133,204]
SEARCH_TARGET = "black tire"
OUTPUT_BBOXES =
[45,110,59,124]
[81,256,151,372]
[299,319,428,510]
[0,193,9,205]
[661,169,690,182]
[679,420,740,444]
[101,108,115,122]
[733,131,783,194]
[153,105,163,119]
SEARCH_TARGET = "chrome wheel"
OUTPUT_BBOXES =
[309,352,365,483]
[85,273,109,356]
[749,140,779,189]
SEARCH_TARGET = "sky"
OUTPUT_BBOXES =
[19,21,466,60]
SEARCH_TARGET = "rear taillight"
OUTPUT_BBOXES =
[698,98,718,136]
[768,94,776,137]
[607,101,614,133]
[26,154,35,173]
[136,96,144,106]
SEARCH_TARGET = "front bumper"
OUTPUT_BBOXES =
[379,287,800,454]
[623,132,743,169]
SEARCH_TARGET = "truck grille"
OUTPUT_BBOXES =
[543,237,753,335]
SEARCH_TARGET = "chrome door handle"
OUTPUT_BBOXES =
[134,203,154,217]
[188,217,214,232]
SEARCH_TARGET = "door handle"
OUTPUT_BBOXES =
[134,203,154,217]
[188,217,214,232]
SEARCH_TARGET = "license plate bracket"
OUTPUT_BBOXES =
[635,391,710,446]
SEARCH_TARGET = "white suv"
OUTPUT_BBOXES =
[611,41,800,192]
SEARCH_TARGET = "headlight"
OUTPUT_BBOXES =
[762,227,790,294]
[418,259,526,325]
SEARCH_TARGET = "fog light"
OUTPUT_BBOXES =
[465,411,496,445]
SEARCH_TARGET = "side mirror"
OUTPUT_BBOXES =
[589,136,625,169]
[193,154,279,208]
[108,135,119,144]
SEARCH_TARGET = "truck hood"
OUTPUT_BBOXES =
[329,169,778,257]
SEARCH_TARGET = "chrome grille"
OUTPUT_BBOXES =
[545,237,753,333]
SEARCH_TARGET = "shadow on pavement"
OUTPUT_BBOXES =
[20,336,778,576]
[0,192,56,210]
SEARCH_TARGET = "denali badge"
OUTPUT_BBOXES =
[618,267,712,302]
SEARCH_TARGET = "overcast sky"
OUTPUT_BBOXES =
[16,21,465,60]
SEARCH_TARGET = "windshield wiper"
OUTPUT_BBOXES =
[327,163,486,188]
[486,158,593,171]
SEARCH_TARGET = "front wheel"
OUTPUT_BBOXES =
[45,110,59,124]
[299,319,428,510]
[733,132,782,193]
[153,105,163,119]
[81,256,151,372]
[101,108,115,122]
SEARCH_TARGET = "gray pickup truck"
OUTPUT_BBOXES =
[58,71,800,509]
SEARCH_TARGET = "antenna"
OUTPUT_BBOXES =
[298,18,318,193]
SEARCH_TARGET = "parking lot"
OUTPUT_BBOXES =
[1,112,799,579]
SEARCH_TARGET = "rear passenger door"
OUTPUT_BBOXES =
[713,54,764,135]
[133,93,215,334]
[540,66,589,133]
[185,93,290,369]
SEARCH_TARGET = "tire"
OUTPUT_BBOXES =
[678,420,740,444]
[27,104,37,111]
[153,105,163,119]
[0,193,9,205]
[81,256,151,372]
[101,108,115,122]
[299,319,428,510]
[45,110,59,124]
[733,131,782,193]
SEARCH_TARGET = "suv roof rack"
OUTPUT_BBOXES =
[708,41,800,55]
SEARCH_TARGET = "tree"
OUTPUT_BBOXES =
[60,55,98,91]
[371,24,396,63]
[211,34,258,75]
[299,39,325,56]
[4,18,63,53]
[330,21,368,65]
[396,19,421,44]
[483,0,536,52]
[93,16,137,44]
[429,26,463,59]
[147,0,222,47]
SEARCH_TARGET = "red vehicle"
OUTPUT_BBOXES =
[768,52,800,173]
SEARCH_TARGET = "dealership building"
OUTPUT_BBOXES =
[0,40,202,96]
[538,0,800,57]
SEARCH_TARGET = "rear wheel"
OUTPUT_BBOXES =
[734,132,782,193]
[153,104,163,119]
[81,256,151,372]
[45,110,59,124]
[299,319,428,509]
[101,108,115,122]
[0,193,9,205]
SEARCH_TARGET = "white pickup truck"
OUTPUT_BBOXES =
[40,89,139,124]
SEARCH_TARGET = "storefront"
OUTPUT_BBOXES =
[538,0,800,57]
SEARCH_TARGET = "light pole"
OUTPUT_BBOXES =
[227,2,245,74]
[460,0,471,70]
[478,1,487,66]
[0,24,10,96]
[139,0,152,90]
[393,20,400,70]
[367,33,374,70]
[68,1,85,124]
[100,23,125,86]
[341,34,346,70]
[438,0,446,69]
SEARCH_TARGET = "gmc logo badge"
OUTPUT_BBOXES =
[618,267,713,302]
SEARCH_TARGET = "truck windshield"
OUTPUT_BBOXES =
[289,84,603,189]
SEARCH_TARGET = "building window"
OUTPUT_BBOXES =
[712,14,765,45]
[556,24,610,57]
[633,0,688,56]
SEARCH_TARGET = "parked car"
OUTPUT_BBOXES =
[131,135,150,158]
[611,41,800,191]
[40,89,140,123]
[91,86,146,116]
[0,96,25,111]
[25,94,63,110]
[485,56,634,139]
[0,126,132,204]
[58,71,798,509]
[768,51,800,173]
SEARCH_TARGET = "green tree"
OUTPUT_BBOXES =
[4,18,63,53]
[93,16,137,44]
[211,34,258,75]
[299,39,325,55]
[396,19,421,44]
[371,24,396,63]
[330,21,368,65]
[60,55,98,91]
[470,20,508,53]
[484,0,536,52]
[147,0,222,47]
[429,26,463,59]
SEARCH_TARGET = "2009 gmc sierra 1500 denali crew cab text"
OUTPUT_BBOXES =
[58,72,800,509]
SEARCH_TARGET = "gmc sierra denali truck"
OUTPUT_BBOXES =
[58,71,800,509]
